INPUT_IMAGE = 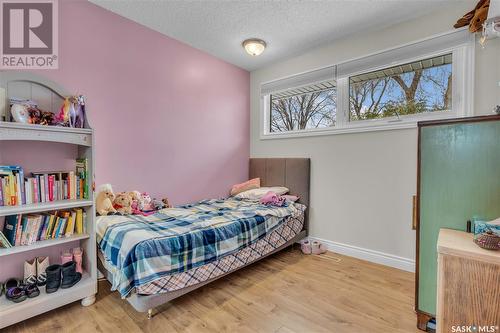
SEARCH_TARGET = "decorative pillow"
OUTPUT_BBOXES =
[283,195,299,203]
[230,178,260,196]
[235,186,289,200]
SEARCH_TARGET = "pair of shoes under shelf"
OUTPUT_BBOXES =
[61,247,83,274]
[46,261,82,293]
[24,256,50,286]
[4,278,39,303]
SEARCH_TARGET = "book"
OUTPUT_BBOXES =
[65,210,77,236]
[3,214,20,245]
[76,159,89,199]
[75,208,84,234]
[0,231,12,248]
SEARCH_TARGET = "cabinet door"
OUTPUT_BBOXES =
[418,120,500,315]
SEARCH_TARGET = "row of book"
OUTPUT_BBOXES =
[0,209,86,248]
[0,159,89,207]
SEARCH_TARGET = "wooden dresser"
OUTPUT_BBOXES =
[436,229,500,333]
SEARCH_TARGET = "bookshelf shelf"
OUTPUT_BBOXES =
[0,234,90,257]
[0,272,96,329]
[0,121,93,146]
[0,199,93,217]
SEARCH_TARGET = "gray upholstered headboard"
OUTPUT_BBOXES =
[249,158,310,231]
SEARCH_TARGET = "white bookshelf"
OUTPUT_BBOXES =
[0,73,98,329]
[0,199,93,216]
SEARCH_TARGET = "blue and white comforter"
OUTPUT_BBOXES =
[97,198,305,297]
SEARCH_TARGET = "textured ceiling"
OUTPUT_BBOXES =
[90,0,462,71]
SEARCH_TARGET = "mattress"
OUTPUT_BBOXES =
[136,213,304,295]
[97,198,306,297]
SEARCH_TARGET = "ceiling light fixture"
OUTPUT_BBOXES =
[242,38,267,56]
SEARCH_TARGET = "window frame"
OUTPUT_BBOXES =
[260,30,475,140]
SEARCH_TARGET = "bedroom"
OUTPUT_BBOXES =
[0,0,499,332]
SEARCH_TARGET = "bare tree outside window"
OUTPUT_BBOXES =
[349,54,452,121]
[270,88,336,132]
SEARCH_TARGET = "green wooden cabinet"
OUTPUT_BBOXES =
[416,116,500,329]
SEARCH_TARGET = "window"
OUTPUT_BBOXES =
[349,54,452,121]
[270,80,336,132]
[260,29,474,138]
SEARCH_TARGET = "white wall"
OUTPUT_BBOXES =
[250,4,500,271]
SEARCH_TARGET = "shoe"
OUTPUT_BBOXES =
[6,286,27,303]
[61,261,82,289]
[24,259,37,285]
[301,240,312,254]
[73,247,83,274]
[4,278,19,297]
[45,264,62,293]
[36,256,50,286]
[61,250,73,265]
[311,241,327,255]
[23,283,40,298]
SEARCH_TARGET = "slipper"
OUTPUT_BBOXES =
[301,240,312,254]
[311,241,327,255]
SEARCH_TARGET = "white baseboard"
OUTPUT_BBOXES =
[308,236,415,272]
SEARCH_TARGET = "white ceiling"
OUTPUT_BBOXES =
[90,0,464,71]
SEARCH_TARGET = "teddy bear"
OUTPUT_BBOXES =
[139,192,153,211]
[151,198,166,211]
[96,184,117,216]
[454,0,490,33]
[162,198,172,208]
[113,192,133,215]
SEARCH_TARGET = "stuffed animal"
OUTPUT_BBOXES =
[454,0,490,33]
[139,192,153,211]
[151,199,166,211]
[162,198,172,208]
[127,191,141,211]
[96,184,117,216]
[113,192,132,215]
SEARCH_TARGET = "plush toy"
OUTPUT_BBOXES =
[454,0,490,33]
[27,107,54,125]
[138,192,153,211]
[151,199,166,211]
[96,184,117,216]
[127,191,141,211]
[162,198,172,208]
[113,192,132,215]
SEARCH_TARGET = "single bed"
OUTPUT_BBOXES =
[96,158,310,317]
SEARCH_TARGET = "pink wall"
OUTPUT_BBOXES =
[0,1,249,281]
[34,0,250,204]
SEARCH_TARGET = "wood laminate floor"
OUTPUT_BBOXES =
[4,248,420,333]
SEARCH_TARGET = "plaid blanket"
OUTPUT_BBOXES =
[97,198,305,297]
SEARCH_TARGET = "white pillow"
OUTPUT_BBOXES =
[234,186,289,200]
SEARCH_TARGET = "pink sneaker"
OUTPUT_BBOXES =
[311,241,327,255]
[61,250,73,265]
[301,240,312,254]
[73,247,83,274]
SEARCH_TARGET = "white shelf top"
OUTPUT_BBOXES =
[0,121,92,134]
[0,272,95,329]
[0,234,90,257]
[0,122,93,146]
[0,199,93,217]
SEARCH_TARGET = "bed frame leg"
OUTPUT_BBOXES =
[147,309,153,320]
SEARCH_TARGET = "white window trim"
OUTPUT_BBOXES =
[260,29,475,140]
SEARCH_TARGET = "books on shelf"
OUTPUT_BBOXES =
[0,158,89,207]
[1,208,86,247]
